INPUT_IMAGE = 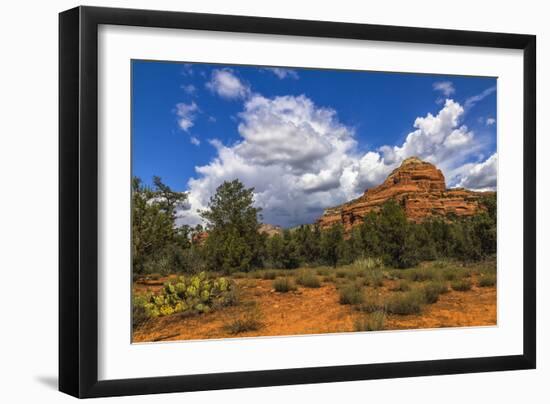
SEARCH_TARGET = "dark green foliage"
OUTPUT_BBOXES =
[200,180,263,274]
[320,224,346,267]
[132,176,191,275]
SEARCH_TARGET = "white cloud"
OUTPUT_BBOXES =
[180,64,194,77]
[175,101,198,132]
[181,84,196,95]
[190,136,201,146]
[265,67,299,79]
[179,95,494,227]
[464,86,497,110]
[433,81,455,97]
[455,153,497,191]
[206,68,250,99]
[486,117,496,126]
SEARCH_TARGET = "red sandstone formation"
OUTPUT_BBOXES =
[317,157,493,231]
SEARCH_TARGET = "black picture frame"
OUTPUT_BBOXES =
[59,5,536,398]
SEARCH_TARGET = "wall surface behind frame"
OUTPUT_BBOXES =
[0,0,546,403]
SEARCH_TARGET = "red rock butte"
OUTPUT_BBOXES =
[317,157,494,232]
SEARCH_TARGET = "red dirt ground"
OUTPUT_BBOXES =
[132,277,496,343]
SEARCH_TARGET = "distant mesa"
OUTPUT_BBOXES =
[192,223,282,244]
[317,157,494,232]
[258,223,283,237]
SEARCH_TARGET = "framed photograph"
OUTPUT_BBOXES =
[59,6,536,398]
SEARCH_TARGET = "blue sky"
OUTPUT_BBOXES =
[132,60,497,228]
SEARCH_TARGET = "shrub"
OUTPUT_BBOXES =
[273,277,297,293]
[336,270,347,278]
[404,267,438,282]
[224,308,263,334]
[316,267,330,276]
[451,279,472,291]
[232,272,247,279]
[364,269,384,288]
[132,294,150,328]
[478,274,496,287]
[422,281,448,304]
[359,292,385,313]
[339,283,365,305]
[352,257,383,271]
[390,280,411,292]
[261,270,278,280]
[296,271,321,288]
[385,290,424,315]
[442,269,459,281]
[354,311,386,332]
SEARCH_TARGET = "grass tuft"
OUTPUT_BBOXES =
[354,311,386,332]
[451,279,472,291]
[296,271,321,288]
[385,290,424,315]
[338,283,365,305]
[272,277,297,293]
[478,274,496,287]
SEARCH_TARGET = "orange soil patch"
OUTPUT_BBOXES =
[132,277,496,343]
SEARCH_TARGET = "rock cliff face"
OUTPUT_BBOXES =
[317,157,493,231]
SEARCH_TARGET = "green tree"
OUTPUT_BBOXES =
[132,176,189,274]
[200,179,262,273]
[320,224,345,267]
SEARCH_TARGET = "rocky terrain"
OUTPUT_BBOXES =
[318,157,493,232]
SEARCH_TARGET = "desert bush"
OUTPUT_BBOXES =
[478,274,496,287]
[316,267,330,276]
[273,277,297,293]
[336,269,347,278]
[451,279,473,291]
[296,271,321,288]
[261,270,278,280]
[404,267,439,282]
[232,272,247,279]
[224,307,263,334]
[132,294,150,328]
[354,311,386,332]
[358,291,385,313]
[442,268,459,281]
[352,257,384,271]
[385,290,424,315]
[364,269,384,288]
[339,283,365,305]
[422,281,448,304]
[390,280,411,292]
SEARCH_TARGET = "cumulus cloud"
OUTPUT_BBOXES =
[206,68,250,99]
[179,95,495,227]
[190,136,201,146]
[433,81,455,96]
[175,101,198,132]
[455,153,497,191]
[264,67,299,79]
[486,117,496,126]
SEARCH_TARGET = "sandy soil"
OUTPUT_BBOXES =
[132,276,496,343]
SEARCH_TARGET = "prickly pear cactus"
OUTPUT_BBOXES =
[133,272,236,319]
